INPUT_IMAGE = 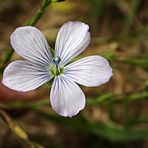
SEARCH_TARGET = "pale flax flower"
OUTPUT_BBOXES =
[2,21,113,117]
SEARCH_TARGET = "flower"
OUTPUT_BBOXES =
[2,21,113,117]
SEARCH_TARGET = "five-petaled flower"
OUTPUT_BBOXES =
[2,21,113,117]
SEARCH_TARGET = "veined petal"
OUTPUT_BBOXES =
[10,26,52,65]
[2,60,52,91]
[64,56,113,87]
[55,21,90,66]
[50,75,85,117]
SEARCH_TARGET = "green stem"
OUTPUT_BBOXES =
[26,0,52,26]
[0,0,64,73]
[0,109,44,148]
[87,91,148,105]
[2,47,14,68]
[122,0,140,35]
[0,91,147,110]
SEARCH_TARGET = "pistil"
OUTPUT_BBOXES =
[51,56,63,76]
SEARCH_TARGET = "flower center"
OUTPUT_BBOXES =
[50,57,63,76]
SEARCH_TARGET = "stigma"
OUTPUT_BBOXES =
[51,57,63,76]
[53,57,61,67]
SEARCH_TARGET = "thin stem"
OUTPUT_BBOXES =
[26,0,52,26]
[0,109,43,148]
[122,0,140,35]
[2,47,14,67]
[0,91,147,110]
[0,0,64,73]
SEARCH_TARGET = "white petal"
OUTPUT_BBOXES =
[2,60,52,91]
[55,21,90,66]
[10,26,52,65]
[50,75,85,117]
[64,56,113,87]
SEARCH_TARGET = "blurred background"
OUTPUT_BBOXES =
[0,0,148,147]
